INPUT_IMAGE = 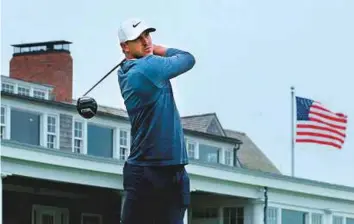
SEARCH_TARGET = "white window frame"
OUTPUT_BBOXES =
[117,128,129,160]
[45,114,59,149]
[7,106,44,145]
[87,121,116,158]
[333,216,344,224]
[81,213,102,224]
[198,143,221,164]
[222,206,244,224]
[311,212,323,224]
[1,102,65,148]
[266,207,278,224]
[32,204,69,224]
[33,88,47,99]
[17,85,31,96]
[0,105,8,139]
[73,119,85,154]
[186,139,197,159]
[1,78,51,100]
[185,138,200,159]
[1,82,15,93]
[224,148,233,166]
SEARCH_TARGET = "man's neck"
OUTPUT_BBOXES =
[125,52,153,60]
[125,54,136,60]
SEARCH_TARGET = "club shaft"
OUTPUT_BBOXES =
[83,59,125,96]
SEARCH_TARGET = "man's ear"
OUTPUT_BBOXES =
[120,42,128,54]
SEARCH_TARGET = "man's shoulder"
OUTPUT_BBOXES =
[126,56,165,78]
[121,56,157,71]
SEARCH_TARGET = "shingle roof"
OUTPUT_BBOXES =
[224,129,281,174]
[181,113,215,132]
[181,113,226,136]
[181,113,281,174]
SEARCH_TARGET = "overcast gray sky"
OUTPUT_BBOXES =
[2,0,354,187]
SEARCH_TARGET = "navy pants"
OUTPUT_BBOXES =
[121,162,190,224]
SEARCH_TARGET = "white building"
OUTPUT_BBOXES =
[1,40,354,224]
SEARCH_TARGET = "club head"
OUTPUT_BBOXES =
[76,96,98,119]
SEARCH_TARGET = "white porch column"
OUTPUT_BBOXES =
[244,199,264,224]
[324,209,333,224]
[219,207,223,224]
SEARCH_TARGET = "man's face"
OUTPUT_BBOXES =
[121,31,153,59]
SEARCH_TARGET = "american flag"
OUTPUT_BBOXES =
[295,96,348,149]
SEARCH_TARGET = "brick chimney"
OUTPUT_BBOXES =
[9,40,73,102]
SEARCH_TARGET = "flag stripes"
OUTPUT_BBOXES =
[295,97,347,149]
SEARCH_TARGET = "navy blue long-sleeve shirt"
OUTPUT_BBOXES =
[117,48,196,166]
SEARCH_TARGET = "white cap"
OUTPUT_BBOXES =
[118,18,156,43]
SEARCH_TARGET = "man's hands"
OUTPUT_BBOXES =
[153,45,167,56]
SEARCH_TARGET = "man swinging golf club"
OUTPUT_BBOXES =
[117,18,196,224]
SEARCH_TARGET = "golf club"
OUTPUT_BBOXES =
[76,59,125,119]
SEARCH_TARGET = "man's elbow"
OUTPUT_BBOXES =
[186,53,196,69]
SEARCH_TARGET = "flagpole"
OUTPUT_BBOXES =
[291,86,295,177]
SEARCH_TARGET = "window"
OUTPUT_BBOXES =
[347,217,354,224]
[119,130,129,160]
[14,47,21,53]
[32,205,68,224]
[333,216,343,224]
[1,106,6,139]
[11,108,40,145]
[33,89,46,99]
[223,207,244,224]
[54,44,64,50]
[281,209,308,224]
[1,81,51,99]
[312,213,323,224]
[192,207,218,222]
[74,121,83,153]
[1,83,14,93]
[21,47,30,53]
[225,149,233,166]
[81,213,102,224]
[266,207,278,224]
[29,45,46,52]
[63,44,70,51]
[18,86,30,96]
[198,144,220,163]
[187,142,195,158]
[87,124,113,158]
[47,115,57,149]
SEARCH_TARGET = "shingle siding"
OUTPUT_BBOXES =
[207,118,224,136]
[59,113,72,152]
[181,114,215,132]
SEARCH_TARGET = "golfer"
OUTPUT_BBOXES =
[117,18,196,224]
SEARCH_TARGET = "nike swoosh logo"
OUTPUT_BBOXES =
[133,22,141,28]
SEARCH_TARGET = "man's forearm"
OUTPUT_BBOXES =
[153,45,167,56]
[145,45,196,83]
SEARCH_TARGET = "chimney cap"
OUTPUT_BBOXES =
[11,40,73,56]
[11,40,72,48]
